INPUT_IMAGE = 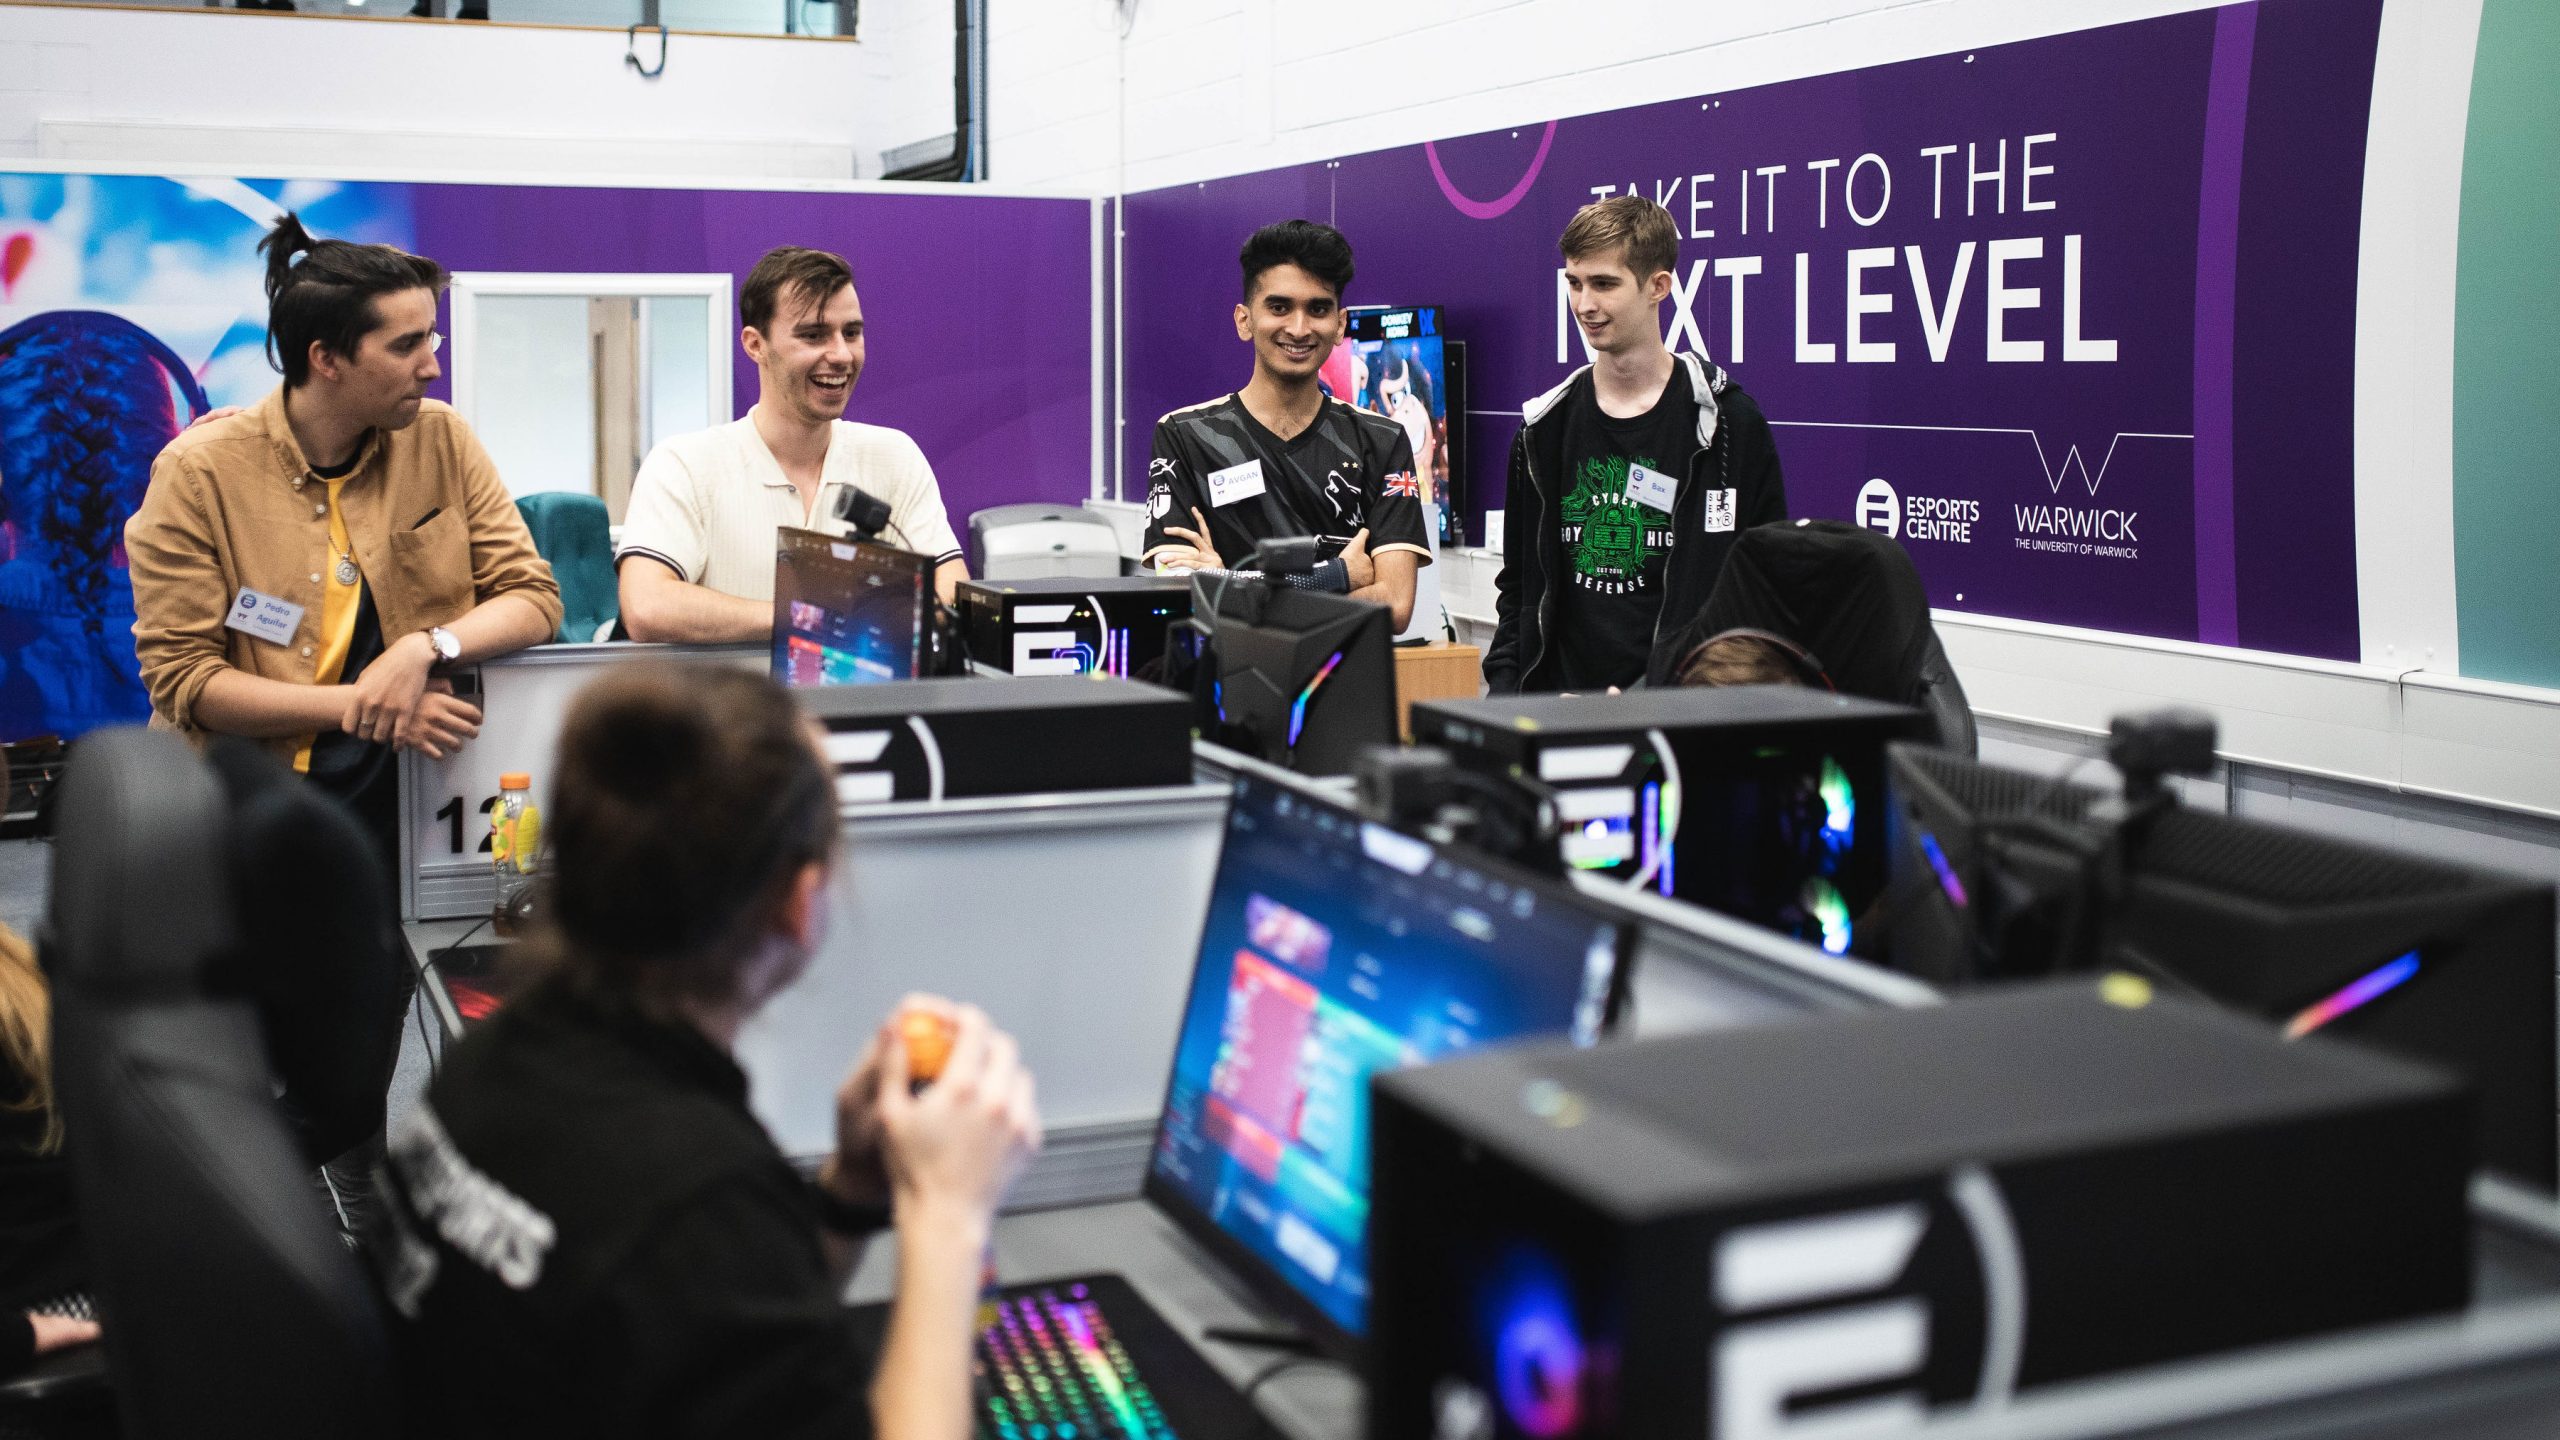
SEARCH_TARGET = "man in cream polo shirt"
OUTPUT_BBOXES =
[615,246,966,642]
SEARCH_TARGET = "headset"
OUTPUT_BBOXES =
[1673,625,1835,691]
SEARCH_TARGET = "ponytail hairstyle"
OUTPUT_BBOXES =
[546,664,838,1011]
[257,212,448,387]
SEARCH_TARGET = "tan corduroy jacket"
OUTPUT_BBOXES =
[126,387,562,767]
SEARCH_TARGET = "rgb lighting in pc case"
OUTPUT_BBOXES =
[1412,690,1926,956]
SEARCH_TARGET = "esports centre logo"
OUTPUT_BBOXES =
[1855,477,1978,546]
[1838,430,2171,565]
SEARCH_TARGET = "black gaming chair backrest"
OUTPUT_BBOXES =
[1661,519,1979,755]
[44,728,394,1439]
[1914,632,1978,758]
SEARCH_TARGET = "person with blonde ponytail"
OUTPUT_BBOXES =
[0,851,102,1374]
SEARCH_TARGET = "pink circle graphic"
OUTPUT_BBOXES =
[1425,122,1559,220]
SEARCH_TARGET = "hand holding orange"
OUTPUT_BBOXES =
[898,1007,957,1084]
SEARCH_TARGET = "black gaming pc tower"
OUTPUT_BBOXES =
[1411,689,1928,956]
[955,574,1194,680]
[1368,980,2472,1440]
[793,674,1190,804]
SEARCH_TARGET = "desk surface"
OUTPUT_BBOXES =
[845,1200,1361,1439]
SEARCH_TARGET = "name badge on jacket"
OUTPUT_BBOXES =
[225,588,305,647]
[1702,488,1740,533]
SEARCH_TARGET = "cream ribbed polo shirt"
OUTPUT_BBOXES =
[614,409,963,602]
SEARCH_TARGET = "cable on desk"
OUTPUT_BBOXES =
[410,913,494,1081]
[1239,1351,1347,1408]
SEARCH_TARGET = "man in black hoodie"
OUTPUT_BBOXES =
[1484,195,1789,693]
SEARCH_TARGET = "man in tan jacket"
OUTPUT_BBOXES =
[128,213,560,1234]
[127,214,559,861]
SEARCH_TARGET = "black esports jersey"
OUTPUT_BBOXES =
[1140,394,1432,575]
[374,975,878,1440]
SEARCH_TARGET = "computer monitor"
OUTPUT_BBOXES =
[1341,305,1462,547]
[1144,772,1635,1358]
[769,527,929,687]
[1885,742,2559,1189]
[1194,578,1395,776]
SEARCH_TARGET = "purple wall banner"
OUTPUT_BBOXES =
[0,171,1090,741]
[410,183,1093,528]
[1124,0,2380,660]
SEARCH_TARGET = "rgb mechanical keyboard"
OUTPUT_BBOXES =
[844,1265,1274,1434]
[978,1281,1178,1439]
[848,1270,1278,1440]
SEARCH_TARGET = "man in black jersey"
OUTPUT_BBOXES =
[1485,195,1789,693]
[1140,220,1432,629]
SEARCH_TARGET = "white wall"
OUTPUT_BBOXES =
[850,0,962,174]
[0,1,951,181]
[990,0,2240,194]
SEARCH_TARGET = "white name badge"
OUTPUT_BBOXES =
[1624,462,1677,514]
[1702,487,1740,533]
[1205,458,1268,508]
[224,587,305,647]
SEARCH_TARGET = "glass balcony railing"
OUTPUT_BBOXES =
[10,0,860,40]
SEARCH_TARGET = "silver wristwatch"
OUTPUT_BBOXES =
[423,625,461,670]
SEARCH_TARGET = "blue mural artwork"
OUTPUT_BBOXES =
[0,172,417,740]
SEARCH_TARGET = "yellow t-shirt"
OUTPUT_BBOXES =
[292,476,365,774]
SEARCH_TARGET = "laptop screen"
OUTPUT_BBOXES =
[770,527,928,686]
[1144,773,1632,1352]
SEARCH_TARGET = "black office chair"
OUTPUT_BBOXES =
[43,728,398,1439]
[1657,518,1979,756]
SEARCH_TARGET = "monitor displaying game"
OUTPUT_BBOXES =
[769,527,929,687]
[1336,306,1463,544]
[1144,773,1633,1353]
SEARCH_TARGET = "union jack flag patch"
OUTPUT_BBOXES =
[1382,470,1420,498]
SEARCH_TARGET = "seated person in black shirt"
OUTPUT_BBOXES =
[374,663,1042,1439]
[1140,219,1434,629]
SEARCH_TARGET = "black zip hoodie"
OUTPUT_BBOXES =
[1484,353,1788,693]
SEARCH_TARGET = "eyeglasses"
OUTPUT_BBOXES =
[395,331,445,357]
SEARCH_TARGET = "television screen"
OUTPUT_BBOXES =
[1335,306,1461,542]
